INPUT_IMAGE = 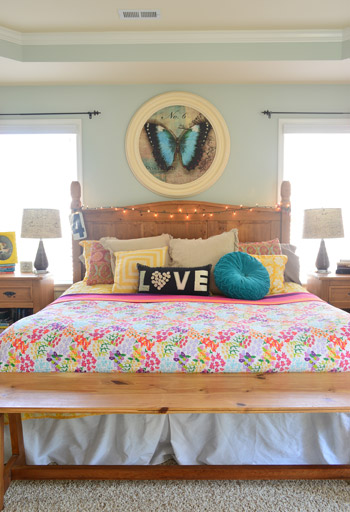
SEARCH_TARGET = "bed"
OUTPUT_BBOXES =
[1,180,350,483]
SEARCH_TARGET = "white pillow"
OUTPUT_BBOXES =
[169,229,239,294]
[100,234,172,274]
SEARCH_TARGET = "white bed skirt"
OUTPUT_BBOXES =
[5,413,350,466]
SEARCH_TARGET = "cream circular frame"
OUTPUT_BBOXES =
[125,92,230,198]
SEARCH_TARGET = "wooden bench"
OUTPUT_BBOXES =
[1,372,350,510]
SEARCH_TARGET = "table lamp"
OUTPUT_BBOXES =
[21,209,62,273]
[302,208,344,273]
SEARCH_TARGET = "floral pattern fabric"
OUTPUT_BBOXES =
[238,238,281,255]
[251,254,288,295]
[0,292,350,373]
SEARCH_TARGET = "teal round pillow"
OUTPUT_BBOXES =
[214,252,270,300]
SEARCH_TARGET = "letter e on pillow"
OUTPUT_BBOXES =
[194,270,209,291]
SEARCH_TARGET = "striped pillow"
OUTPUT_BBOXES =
[112,247,168,293]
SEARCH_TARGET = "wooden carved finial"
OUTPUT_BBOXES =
[280,181,291,208]
[280,180,291,243]
[71,181,82,212]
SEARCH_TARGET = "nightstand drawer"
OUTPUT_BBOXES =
[0,284,32,304]
[329,286,350,305]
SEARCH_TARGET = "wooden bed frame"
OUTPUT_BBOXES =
[1,180,350,509]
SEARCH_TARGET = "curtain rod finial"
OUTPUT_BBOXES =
[262,110,271,119]
[89,111,101,119]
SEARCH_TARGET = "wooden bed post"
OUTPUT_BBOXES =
[71,181,83,284]
[280,181,291,244]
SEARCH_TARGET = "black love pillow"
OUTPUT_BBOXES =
[137,264,212,296]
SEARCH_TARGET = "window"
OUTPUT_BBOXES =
[279,119,350,282]
[0,120,82,283]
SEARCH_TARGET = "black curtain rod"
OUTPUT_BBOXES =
[262,110,350,119]
[0,110,101,119]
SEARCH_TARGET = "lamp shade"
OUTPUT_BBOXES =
[303,208,344,240]
[21,209,62,239]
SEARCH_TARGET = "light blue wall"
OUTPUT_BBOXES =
[1,83,350,207]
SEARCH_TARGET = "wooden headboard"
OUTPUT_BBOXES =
[70,181,291,283]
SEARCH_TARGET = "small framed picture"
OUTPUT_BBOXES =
[20,261,33,273]
[0,232,18,264]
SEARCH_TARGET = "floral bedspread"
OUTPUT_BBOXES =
[0,292,350,373]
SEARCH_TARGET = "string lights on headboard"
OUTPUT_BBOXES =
[80,203,289,219]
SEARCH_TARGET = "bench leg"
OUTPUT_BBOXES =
[0,414,26,510]
[8,414,26,467]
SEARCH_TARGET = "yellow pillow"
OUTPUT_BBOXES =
[112,247,168,293]
[79,240,96,282]
[252,254,288,295]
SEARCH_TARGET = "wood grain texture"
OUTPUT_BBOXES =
[8,414,25,466]
[1,373,350,414]
[10,464,350,481]
[307,273,350,310]
[0,273,54,313]
[71,181,291,282]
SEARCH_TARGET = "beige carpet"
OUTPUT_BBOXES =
[4,479,350,511]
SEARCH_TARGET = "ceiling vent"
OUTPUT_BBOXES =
[118,10,160,20]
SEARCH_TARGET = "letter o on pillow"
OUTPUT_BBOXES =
[214,252,270,300]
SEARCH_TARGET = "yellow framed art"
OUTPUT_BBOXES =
[0,232,18,264]
[125,91,230,198]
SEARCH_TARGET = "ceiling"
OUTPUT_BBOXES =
[0,0,349,85]
[2,0,350,32]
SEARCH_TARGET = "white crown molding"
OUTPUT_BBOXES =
[0,26,23,45]
[0,26,349,46]
[343,27,350,41]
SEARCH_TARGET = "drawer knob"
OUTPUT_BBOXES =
[3,291,16,298]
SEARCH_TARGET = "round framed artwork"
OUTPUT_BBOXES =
[125,92,230,197]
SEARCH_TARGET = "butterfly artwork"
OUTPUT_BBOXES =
[144,121,212,172]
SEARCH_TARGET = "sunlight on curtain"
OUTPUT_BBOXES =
[283,132,350,282]
[0,132,78,283]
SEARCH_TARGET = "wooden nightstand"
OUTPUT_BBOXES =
[0,272,54,314]
[307,272,350,310]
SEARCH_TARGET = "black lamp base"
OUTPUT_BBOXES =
[34,240,49,273]
[315,239,330,273]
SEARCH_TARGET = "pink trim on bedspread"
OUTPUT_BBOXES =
[54,291,322,307]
